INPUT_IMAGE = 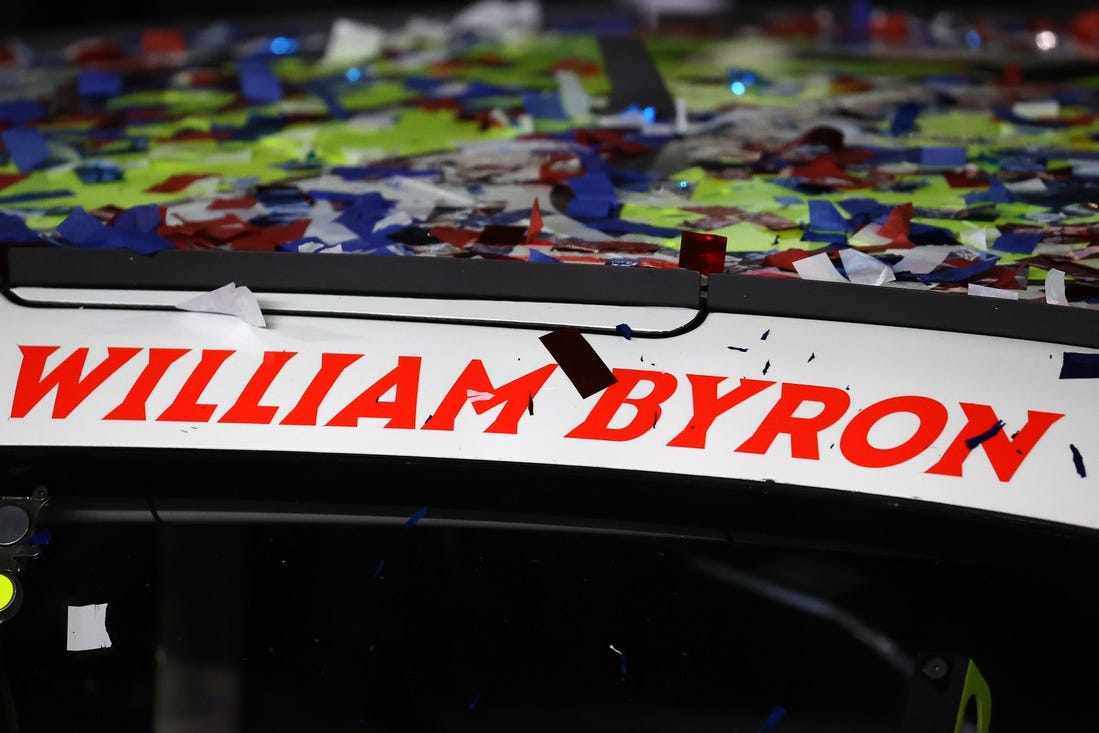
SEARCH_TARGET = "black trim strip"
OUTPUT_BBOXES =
[708,273,1099,349]
[4,446,1097,567]
[46,497,729,542]
[5,247,702,308]
[1,286,710,338]
[8,247,1099,347]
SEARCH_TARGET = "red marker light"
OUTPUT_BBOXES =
[679,231,728,276]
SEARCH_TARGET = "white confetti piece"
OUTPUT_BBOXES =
[177,283,267,328]
[67,604,112,652]
[793,252,848,283]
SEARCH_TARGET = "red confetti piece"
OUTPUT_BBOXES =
[429,226,480,248]
[788,157,867,188]
[526,197,543,243]
[207,196,259,210]
[167,213,255,244]
[877,202,913,246]
[763,249,813,271]
[550,57,602,76]
[539,327,617,398]
[140,28,187,55]
[944,170,990,188]
[0,173,28,192]
[145,173,217,193]
[229,219,310,251]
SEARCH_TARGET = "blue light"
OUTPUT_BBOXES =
[678,180,689,189]
[642,106,656,123]
[730,81,746,96]
[728,69,763,87]
[345,67,363,82]
[269,36,297,55]
[965,30,981,49]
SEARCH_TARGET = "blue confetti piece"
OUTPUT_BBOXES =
[238,58,283,104]
[616,323,632,340]
[0,212,42,243]
[581,218,680,238]
[801,229,849,244]
[890,101,922,135]
[990,232,1041,254]
[403,75,445,92]
[77,70,123,98]
[113,205,161,233]
[276,237,334,253]
[1,126,50,172]
[839,198,888,218]
[609,168,652,191]
[373,560,384,577]
[566,197,616,219]
[963,178,1017,206]
[56,207,111,244]
[916,257,998,284]
[964,420,1004,450]
[1060,352,1099,379]
[774,195,802,206]
[1071,444,1087,478]
[527,249,560,263]
[522,92,570,120]
[807,200,849,232]
[57,207,174,255]
[907,222,960,246]
[74,161,124,184]
[920,146,967,167]
[467,694,481,710]
[406,506,429,527]
[0,100,46,125]
[566,172,618,219]
[576,150,610,175]
[25,528,51,545]
[849,0,872,39]
[759,705,787,732]
[253,185,312,211]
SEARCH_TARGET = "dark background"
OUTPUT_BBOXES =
[7,0,1099,42]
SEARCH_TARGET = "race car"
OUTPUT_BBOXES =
[1,2,1098,730]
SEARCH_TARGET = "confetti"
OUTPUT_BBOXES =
[0,2,1094,311]
[1071,444,1087,478]
[405,506,429,528]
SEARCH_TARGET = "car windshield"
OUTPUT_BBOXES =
[1,451,1098,732]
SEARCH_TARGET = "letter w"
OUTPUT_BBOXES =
[11,345,141,419]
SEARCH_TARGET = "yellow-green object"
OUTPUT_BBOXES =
[955,659,992,733]
[0,573,15,613]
